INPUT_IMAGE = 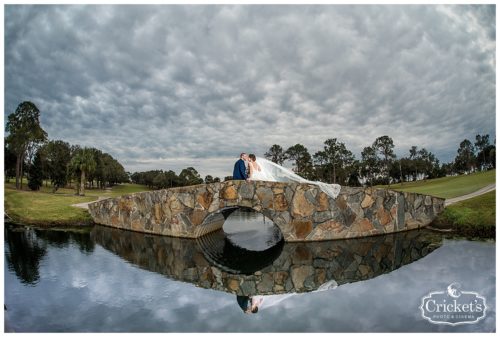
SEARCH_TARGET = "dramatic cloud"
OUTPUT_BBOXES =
[4,5,496,177]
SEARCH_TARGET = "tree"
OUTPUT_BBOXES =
[346,160,362,187]
[265,144,286,165]
[441,162,455,176]
[314,138,355,184]
[204,175,214,184]
[490,147,496,168]
[69,147,97,196]
[417,148,440,179]
[454,139,476,173]
[165,170,180,187]
[27,150,44,191]
[373,136,396,184]
[152,171,168,189]
[312,150,329,181]
[5,225,47,285]
[4,140,17,181]
[5,101,48,189]
[132,170,162,188]
[40,140,71,192]
[409,145,419,181]
[475,134,490,170]
[398,157,414,183]
[87,148,103,188]
[179,167,203,186]
[388,159,403,184]
[285,144,313,178]
[67,145,81,188]
[360,146,379,186]
[100,153,128,187]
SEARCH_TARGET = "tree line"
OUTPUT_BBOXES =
[133,133,495,190]
[130,167,216,189]
[264,135,495,186]
[5,101,495,193]
[5,101,128,195]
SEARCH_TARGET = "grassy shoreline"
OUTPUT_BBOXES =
[431,191,495,238]
[4,182,150,226]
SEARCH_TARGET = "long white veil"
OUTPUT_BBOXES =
[255,157,342,199]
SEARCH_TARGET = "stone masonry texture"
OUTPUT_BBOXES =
[88,180,445,242]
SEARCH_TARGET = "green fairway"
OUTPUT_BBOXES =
[384,169,495,199]
[78,183,152,198]
[4,182,150,225]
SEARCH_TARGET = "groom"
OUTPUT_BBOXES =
[233,153,249,181]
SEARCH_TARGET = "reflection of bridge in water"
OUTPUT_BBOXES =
[91,224,442,296]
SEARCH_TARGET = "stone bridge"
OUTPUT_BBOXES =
[88,180,445,242]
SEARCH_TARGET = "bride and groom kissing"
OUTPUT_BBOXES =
[232,152,263,181]
[231,152,342,200]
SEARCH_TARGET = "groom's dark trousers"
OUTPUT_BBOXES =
[233,159,247,180]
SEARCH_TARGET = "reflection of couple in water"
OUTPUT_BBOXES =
[237,293,298,314]
[237,295,263,314]
[236,280,338,315]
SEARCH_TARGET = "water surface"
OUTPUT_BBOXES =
[4,210,496,332]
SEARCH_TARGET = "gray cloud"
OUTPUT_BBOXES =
[5,5,496,178]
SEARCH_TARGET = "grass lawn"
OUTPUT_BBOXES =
[4,181,150,226]
[434,190,496,238]
[382,169,495,199]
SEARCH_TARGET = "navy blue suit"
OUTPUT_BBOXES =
[233,159,248,180]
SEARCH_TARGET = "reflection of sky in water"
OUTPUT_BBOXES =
[222,210,281,251]
[4,227,495,332]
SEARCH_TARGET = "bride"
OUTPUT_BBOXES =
[247,154,341,199]
[248,154,269,181]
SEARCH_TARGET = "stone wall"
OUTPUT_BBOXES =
[91,225,442,296]
[88,180,445,242]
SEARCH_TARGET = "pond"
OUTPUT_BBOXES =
[4,209,496,332]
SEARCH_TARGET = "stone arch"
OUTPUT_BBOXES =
[193,205,282,239]
[191,180,300,241]
[88,180,445,242]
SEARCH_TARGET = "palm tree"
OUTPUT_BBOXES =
[409,146,418,181]
[69,148,96,196]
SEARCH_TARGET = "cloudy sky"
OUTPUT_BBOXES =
[4,5,496,178]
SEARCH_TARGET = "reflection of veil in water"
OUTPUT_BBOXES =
[255,157,342,199]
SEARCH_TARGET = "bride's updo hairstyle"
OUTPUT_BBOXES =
[249,154,256,162]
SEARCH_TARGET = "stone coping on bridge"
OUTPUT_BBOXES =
[88,180,445,242]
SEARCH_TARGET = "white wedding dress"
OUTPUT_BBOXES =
[249,161,272,181]
[250,157,341,199]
